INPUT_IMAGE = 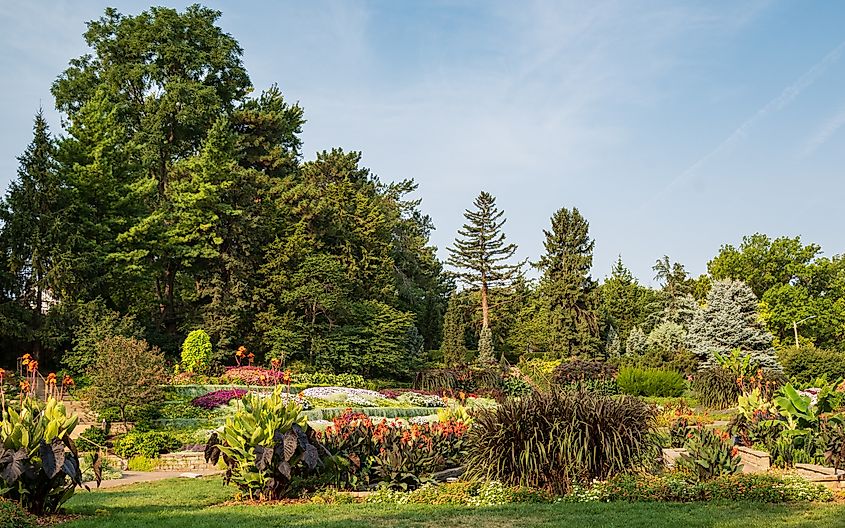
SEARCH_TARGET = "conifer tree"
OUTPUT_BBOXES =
[625,326,647,357]
[447,191,522,342]
[687,279,779,369]
[440,295,468,366]
[0,110,62,359]
[536,207,599,357]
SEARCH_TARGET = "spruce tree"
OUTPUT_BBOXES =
[599,256,657,343]
[687,279,779,369]
[0,110,62,359]
[625,326,647,357]
[536,207,599,357]
[447,191,522,347]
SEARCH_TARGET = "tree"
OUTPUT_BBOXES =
[88,336,168,424]
[708,233,820,299]
[687,279,779,369]
[62,299,143,376]
[52,5,252,336]
[0,110,63,361]
[599,256,659,342]
[625,326,647,357]
[181,329,213,374]
[440,295,468,366]
[643,321,697,374]
[652,256,697,325]
[535,207,599,357]
[447,191,522,336]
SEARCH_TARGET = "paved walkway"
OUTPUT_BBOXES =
[85,469,223,489]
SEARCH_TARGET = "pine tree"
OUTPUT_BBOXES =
[440,295,468,366]
[447,191,522,341]
[599,256,657,343]
[687,279,779,369]
[0,110,62,359]
[652,256,697,324]
[536,207,599,357]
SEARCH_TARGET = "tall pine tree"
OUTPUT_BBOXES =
[447,191,522,361]
[536,207,599,357]
[0,110,63,360]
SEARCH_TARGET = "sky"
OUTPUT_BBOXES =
[1,0,844,284]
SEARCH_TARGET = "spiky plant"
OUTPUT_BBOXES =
[464,389,659,493]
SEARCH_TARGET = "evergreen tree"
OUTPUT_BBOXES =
[536,207,599,357]
[0,110,62,360]
[447,191,522,342]
[625,326,647,357]
[652,256,697,325]
[605,326,622,359]
[599,256,658,342]
[687,279,779,369]
[440,295,468,366]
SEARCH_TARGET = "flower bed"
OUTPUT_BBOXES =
[191,389,247,410]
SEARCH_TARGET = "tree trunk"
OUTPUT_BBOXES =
[480,274,489,330]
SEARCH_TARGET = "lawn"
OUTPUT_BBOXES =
[61,478,845,528]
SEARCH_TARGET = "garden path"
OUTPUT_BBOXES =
[85,470,222,489]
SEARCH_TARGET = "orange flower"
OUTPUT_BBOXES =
[27,360,38,373]
[270,358,281,369]
[20,354,31,366]
[236,346,247,358]
[62,375,75,387]
[20,380,30,393]
[0,367,5,382]
[46,373,57,385]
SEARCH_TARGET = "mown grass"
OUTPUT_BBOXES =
[63,477,845,528]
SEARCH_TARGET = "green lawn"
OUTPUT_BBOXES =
[62,478,845,528]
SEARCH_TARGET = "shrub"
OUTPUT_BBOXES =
[77,425,108,451]
[365,481,552,506]
[126,455,158,472]
[191,389,247,410]
[617,367,686,397]
[465,389,659,493]
[677,427,742,480]
[320,410,468,490]
[0,398,86,514]
[181,330,212,374]
[88,336,167,424]
[413,368,503,394]
[113,431,181,459]
[692,367,739,409]
[220,366,286,386]
[780,347,845,386]
[553,359,617,384]
[293,372,366,388]
[204,386,324,500]
[501,376,533,398]
[516,358,562,390]
[600,472,832,503]
[0,498,35,528]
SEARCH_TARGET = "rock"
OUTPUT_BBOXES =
[180,472,203,479]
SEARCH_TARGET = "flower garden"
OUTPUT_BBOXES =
[2,341,845,528]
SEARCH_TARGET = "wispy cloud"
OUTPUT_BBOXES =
[642,39,845,209]
[801,101,845,156]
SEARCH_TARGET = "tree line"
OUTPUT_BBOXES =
[1,5,842,379]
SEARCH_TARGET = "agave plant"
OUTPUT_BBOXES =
[204,386,324,500]
[0,397,97,514]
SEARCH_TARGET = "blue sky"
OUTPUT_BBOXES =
[1,1,844,284]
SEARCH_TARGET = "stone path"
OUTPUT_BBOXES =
[85,470,222,490]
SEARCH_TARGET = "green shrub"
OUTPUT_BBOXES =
[599,472,832,503]
[292,372,366,388]
[0,398,85,514]
[692,367,739,409]
[553,359,617,384]
[77,425,108,451]
[181,329,212,374]
[113,431,181,459]
[780,347,845,385]
[465,389,659,493]
[0,498,35,528]
[365,481,552,506]
[126,455,158,472]
[501,376,533,398]
[617,367,685,397]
